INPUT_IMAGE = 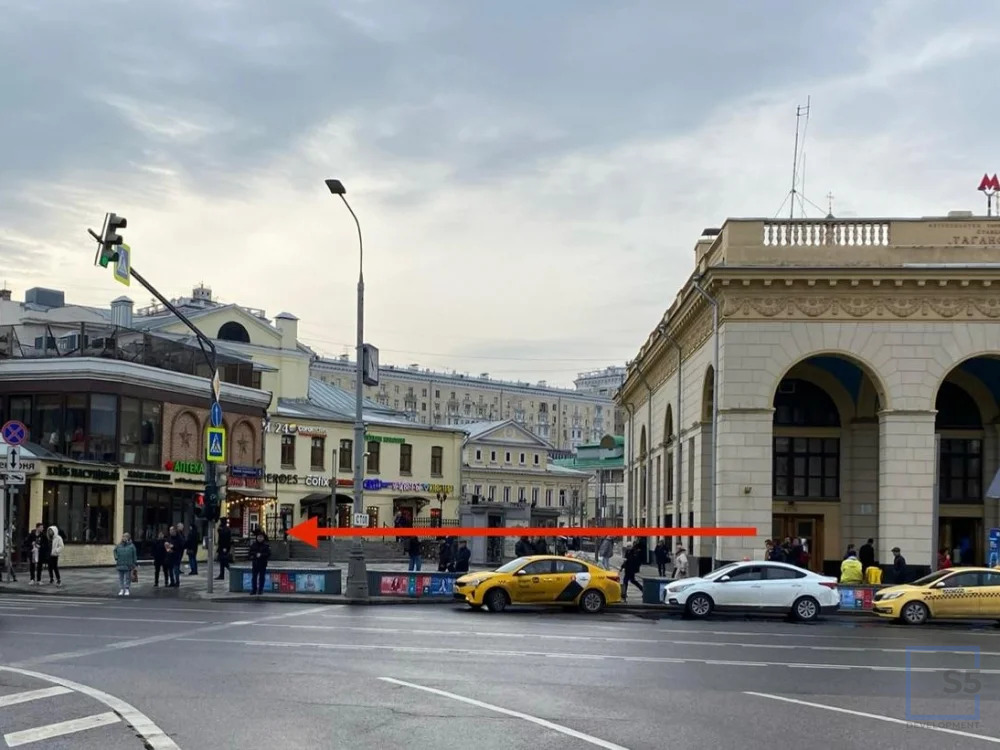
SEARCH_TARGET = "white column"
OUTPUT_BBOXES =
[715,408,773,562]
[878,410,936,569]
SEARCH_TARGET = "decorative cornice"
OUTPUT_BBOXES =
[722,293,1000,320]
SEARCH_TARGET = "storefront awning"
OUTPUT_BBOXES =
[227,486,277,499]
[299,492,330,504]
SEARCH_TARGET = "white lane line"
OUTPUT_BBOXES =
[655,626,1000,642]
[0,686,73,707]
[2,631,123,640]
[11,605,330,668]
[745,691,1000,745]
[179,637,1000,674]
[379,677,629,750]
[4,712,121,746]
[0,667,178,748]
[0,614,209,625]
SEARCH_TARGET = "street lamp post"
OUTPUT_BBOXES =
[325,178,369,601]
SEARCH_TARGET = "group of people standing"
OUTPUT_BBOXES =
[21,524,64,586]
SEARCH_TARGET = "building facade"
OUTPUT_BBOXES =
[551,435,625,525]
[311,358,615,451]
[618,213,1000,578]
[0,357,269,565]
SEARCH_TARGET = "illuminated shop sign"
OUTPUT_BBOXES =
[362,480,454,493]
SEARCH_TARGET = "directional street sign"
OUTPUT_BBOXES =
[114,243,131,286]
[353,513,370,528]
[5,446,20,471]
[2,472,25,486]
[210,401,223,428]
[1,420,27,446]
[206,426,226,463]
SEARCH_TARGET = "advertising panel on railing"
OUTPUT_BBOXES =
[378,573,455,597]
[241,571,327,593]
[839,586,874,610]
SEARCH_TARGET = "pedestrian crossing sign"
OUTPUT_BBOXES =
[206,426,226,463]
[113,243,131,286]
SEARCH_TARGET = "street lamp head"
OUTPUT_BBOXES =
[325,179,346,195]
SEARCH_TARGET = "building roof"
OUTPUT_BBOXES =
[575,435,625,450]
[459,420,509,440]
[308,377,388,414]
[551,454,625,471]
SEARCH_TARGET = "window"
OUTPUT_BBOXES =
[490,450,497,461]
[431,446,443,476]
[764,566,806,580]
[503,486,510,502]
[518,487,525,502]
[519,452,525,464]
[42,481,115,544]
[555,559,588,574]
[488,486,496,500]
[9,396,31,426]
[124,486,198,557]
[534,454,540,465]
[940,438,982,502]
[475,449,482,461]
[942,571,982,588]
[559,489,566,506]
[120,398,162,467]
[65,394,87,459]
[531,487,539,504]
[545,489,552,507]
[505,451,511,463]
[339,439,352,471]
[310,437,325,471]
[281,435,296,468]
[773,437,839,499]
[367,440,380,473]
[87,394,117,461]
[399,443,413,474]
[35,394,62,452]
[474,484,481,496]
[725,565,765,581]
[981,572,1000,586]
[435,390,440,398]
[520,560,553,575]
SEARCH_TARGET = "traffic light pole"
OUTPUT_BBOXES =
[119,266,219,595]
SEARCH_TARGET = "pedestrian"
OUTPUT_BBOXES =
[185,523,200,575]
[654,540,669,577]
[152,531,168,586]
[843,543,856,560]
[453,540,471,573]
[438,537,454,572]
[891,547,907,584]
[407,535,422,571]
[46,525,63,586]
[672,545,689,579]
[840,553,862,584]
[515,536,530,558]
[598,537,613,569]
[249,531,271,596]
[534,536,549,555]
[858,538,875,574]
[938,548,952,569]
[167,525,184,586]
[620,545,643,602]
[114,532,138,597]
[216,519,232,580]
[25,524,43,585]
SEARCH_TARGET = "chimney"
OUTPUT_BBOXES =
[0,287,10,301]
[274,312,299,349]
[111,296,134,328]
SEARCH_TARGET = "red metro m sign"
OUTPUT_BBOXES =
[978,173,999,216]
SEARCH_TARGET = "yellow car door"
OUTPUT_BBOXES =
[933,571,982,617]
[513,560,554,603]
[978,570,1000,617]
[549,559,593,603]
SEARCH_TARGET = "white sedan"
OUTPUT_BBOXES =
[662,561,840,621]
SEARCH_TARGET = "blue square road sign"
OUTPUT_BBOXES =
[206,426,226,463]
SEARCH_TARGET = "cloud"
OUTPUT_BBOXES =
[2,0,1000,386]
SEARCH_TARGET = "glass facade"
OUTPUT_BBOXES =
[123,485,199,557]
[42,481,116,544]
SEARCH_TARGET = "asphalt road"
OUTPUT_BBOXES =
[1,593,999,749]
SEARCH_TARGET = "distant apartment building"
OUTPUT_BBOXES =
[311,357,617,451]
[574,365,627,434]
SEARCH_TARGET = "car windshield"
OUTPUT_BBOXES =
[703,563,741,580]
[495,557,531,574]
[910,570,953,587]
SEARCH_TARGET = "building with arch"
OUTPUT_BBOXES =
[617,214,1000,577]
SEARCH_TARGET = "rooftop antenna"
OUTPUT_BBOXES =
[826,191,835,219]
[789,97,810,219]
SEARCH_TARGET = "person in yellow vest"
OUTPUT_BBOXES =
[840,553,863,584]
[865,564,883,585]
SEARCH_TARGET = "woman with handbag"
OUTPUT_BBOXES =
[114,532,138,597]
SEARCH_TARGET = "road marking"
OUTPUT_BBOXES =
[653,625,1000,641]
[745,691,1000,744]
[11,605,329,668]
[180,637,1000,674]
[379,677,629,750]
[5,712,121,746]
[0,666,179,748]
[0,614,209,624]
[0,686,73,707]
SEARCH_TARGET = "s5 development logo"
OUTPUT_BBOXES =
[905,646,981,725]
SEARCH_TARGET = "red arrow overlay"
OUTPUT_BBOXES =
[286,516,757,548]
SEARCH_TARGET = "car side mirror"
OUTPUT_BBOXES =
[718,575,731,582]
[932,581,947,588]
[515,569,527,576]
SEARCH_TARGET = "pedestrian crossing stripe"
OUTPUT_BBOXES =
[205,426,226,463]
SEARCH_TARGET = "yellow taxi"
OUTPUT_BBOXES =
[871,566,1000,625]
[454,555,622,614]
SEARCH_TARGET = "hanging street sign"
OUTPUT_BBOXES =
[2,472,25,486]
[206,426,226,463]
[1,420,27,446]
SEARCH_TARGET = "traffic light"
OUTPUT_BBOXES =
[193,492,205,518]
[204,482,220,522]
[98,213,127,267]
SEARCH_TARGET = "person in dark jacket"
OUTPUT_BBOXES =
[534,536,549,555]
[620,545,643,602]
[453,541,471,573]
[858,538,875,574]
[166,526,184,587]
[185,525,200,575]
[654,540,669,577]
[249,531,271,596]
[152,531,168,587]
[407,536,422,571]
[437,538,454,572]
[891,546,907,584]
[216,520,233,581]
[514,536,530,558]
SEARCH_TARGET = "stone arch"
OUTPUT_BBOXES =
[170,410,202,461]
[230,419,257,465]
[701,365,715,422]
[779,361,859,427]
[930,353,1000,423]
[771,350,890,414]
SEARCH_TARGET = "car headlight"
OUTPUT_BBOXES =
[878,592,904,601]
[668,583,694,594]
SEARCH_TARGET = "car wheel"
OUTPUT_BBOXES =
[685,593,713,619]
[484,588,509,613]
[792,596,820,622]
[579,589,606,614]
[900,601,929,625]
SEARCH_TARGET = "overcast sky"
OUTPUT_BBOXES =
[2,0,998,387]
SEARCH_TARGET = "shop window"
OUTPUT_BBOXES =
[120,397,162,467]
[339,439,352,472]
[88,394,117,461]
[431,446,443,476]
[64,395,87,459]
[310,437,325,471]
[399,443,413,475]
[281,435,296,468]
[940,438,982,503]
[773,436,840,499]
[42,481,115,544]
[367,441,380,474]
[35,394,62,452]
[124,485,200,555]
[366,506,379,527]
[9,395,31,426]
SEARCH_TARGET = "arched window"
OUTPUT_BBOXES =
[217,321,250,343]
[935,381,982,429]
[664,404,674,444]
[701,367,714,422]
[773,379,840,500]
[774,379,840,427]
[936,381,983,503]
